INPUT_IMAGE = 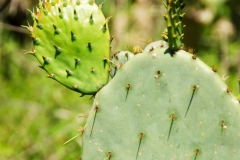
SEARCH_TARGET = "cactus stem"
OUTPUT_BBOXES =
[87,42,92,52]
[167,114,176,141]
[185,85,198,117]
[71,31,77,41]
[90,105,99,137]
[136,133,144,160]
[125,83,131,102]
[164,0,185,51]
[74,58,80,68]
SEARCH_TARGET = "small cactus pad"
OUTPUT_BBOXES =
[109,51,134,78]
[82,42,240,159]
[24,0,110,95]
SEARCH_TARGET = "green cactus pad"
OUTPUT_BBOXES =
[24,0,110,95]
[82,42,240,159]
[109,51,134,78]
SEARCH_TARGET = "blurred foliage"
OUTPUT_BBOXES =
[0,0,239,159]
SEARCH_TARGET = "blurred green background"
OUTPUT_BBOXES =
[0,0,239,159]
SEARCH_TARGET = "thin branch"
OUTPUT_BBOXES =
[0,22,29,34]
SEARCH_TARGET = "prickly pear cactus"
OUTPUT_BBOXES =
[23,0,110,95]
[81,1,240,159]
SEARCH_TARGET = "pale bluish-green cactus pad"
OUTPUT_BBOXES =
[82,41,240,159]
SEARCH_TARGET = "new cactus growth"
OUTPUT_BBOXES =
[23,0,240,159]
[109,51,134,78]
[23,0,111,95]
[163,0,185,51]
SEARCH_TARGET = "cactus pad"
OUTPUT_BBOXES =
[109,51,134,78]
[82,41,240,159]
[24,0,110,95]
